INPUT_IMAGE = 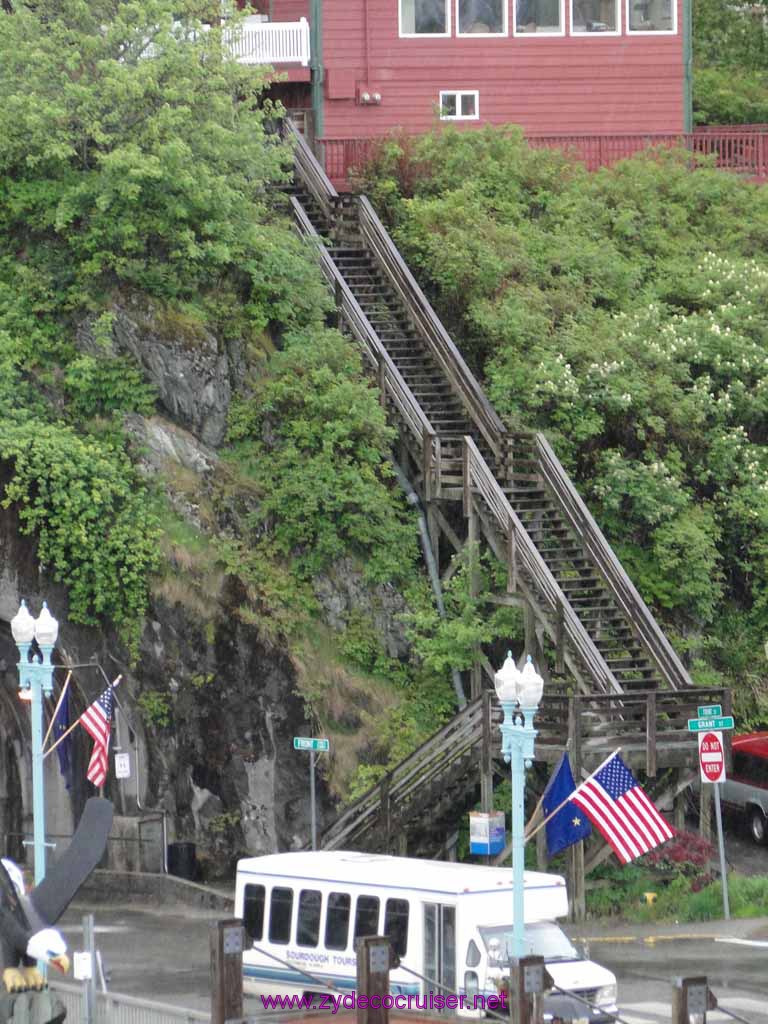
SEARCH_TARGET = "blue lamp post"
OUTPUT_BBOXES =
[494,652,544,961]
[11,599,59,885]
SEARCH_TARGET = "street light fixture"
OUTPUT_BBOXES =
[11,599,59,885]
[494,651,544,960]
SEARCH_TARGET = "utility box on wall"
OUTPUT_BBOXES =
[469,811,506,855]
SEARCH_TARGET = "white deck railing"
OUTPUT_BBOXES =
[225,17,310,66]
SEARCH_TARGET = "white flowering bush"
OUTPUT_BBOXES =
[359,130,768,720]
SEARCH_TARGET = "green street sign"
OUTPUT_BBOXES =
[698,704,722,718]
[293,737,330,752]
[687,716,734,732]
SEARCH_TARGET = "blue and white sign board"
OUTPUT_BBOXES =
[293,737,329,752]
[469,811,506,855]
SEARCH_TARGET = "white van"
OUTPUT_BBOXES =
[234,851,617,1021]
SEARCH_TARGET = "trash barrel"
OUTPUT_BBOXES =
[167,841,197,880]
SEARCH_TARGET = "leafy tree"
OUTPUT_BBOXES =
[226,328,419,584]
[0,0,326,328]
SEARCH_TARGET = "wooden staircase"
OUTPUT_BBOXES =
[282,120,723,855]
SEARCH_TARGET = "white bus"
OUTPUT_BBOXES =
[235,851,617,1020]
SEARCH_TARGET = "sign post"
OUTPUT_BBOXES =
[690,710,733,921]
[293,737,329,850]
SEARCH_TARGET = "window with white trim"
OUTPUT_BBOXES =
[457,0,506,34]
[514,0,563,34]
[627,0,675,31]
[570,0,619,32]
[400,0,450,35]
[439,90,479,120]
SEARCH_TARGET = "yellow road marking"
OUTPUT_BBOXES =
[584,934,720,943]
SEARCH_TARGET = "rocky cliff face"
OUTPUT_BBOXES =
[0,297,340,877]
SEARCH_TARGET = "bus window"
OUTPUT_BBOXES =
[243,884,265,943]
[297,890,322,947]
[384,898,409,956]
[269,887,294,944]
[354,895,380,941]
[325,892,351,950]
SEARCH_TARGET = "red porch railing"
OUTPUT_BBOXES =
[319,128,768,188]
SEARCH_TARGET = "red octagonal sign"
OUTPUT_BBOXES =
[699,730,726,784]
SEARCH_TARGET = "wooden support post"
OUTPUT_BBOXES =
[672,977,711,1024]
[427,502,440,571]
[356,937,392,1024]
[463,437,471,518]
[536,817,548,871]
[508,518,517,594]
[722,689,733,773]
[700,781,712,842]
[334,278,343,329]
[378,361,386,410]
[481,689,493,814]
[646,690,657,778]
[524,603,537,664]
[568,696,582,784]
[210,920,244,1024]
[555,600,564,675]
[566,840,586,923]
[380,775,391,852]
[673,784,686,832]
[469,498,482,700]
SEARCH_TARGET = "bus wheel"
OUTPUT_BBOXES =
[749,807,767,845]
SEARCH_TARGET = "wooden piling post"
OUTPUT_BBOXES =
[356,936,392,1024]
[210,920,244,1024]
[672,977,711,1024]
[507,956,547,1024]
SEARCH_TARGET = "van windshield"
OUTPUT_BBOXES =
[479,923,579,965]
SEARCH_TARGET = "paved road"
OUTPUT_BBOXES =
[57,900,768,1022]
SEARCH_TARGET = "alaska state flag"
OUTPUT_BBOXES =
[542,753,592,856]
[53,686,72,790]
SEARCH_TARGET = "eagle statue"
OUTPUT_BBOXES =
[0,798,113,993]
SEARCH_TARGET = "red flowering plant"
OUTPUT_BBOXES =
[639,829,716,891]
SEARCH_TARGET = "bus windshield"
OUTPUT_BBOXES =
[479,923,579,965]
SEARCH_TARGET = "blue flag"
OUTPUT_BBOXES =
[53,686,72,790]
[543,753,591,856]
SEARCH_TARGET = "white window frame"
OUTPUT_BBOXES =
[456,0,508,36]
[512,0,565,36]
[399,0,451,37]
[625,0,676,33]
[439,90,480,120]
[569,0,621,35]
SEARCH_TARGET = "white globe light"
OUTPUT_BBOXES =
[494,651,521,703]
[11,601,35,644]
[519,655,544,708]
[34,602,59,647]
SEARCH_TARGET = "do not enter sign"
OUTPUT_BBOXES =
[699,730,726,784]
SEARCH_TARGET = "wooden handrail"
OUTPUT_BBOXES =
[534,433,693,690]
[357,196,507,459]
[464,436,622,695]
[322,696,487,848]
[284,118,338,223]
[291,198,440,497]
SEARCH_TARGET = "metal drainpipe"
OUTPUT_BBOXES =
[310,0,324,146]
[683,0,693,132]
[393,461,467,711]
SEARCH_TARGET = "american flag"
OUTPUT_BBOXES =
[572,752,673,864]
[80,685,115,788]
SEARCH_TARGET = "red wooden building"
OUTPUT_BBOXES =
[239,0,691,173]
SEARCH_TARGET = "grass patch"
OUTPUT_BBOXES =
[292,624,405,800]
